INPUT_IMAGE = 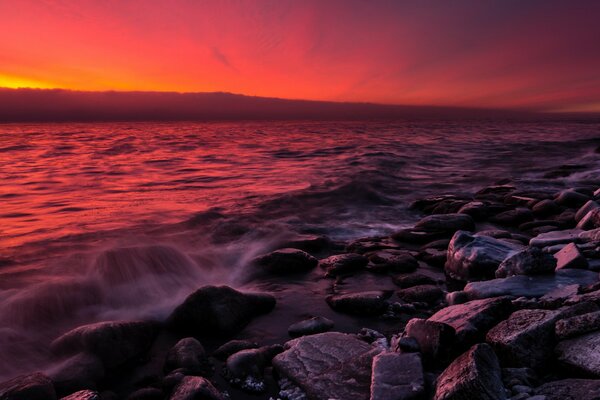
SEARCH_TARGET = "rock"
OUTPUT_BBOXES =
[169,376,223,400]
[126,388,164,400]
[51,321,159,368]
[212,340,258,361]
[458,201,495,220]
[534,378,600,399]
[319,253,368,276]
[429,297,512,349]
[392,228,449,244]
[539,284,580,307]
[393,273,437,288]
[414,213,475,233]
[476,185,516,201]
[434,343,506,400]
[405,318,455,364]
[370,352,425,400]
[397,285,444,305]
[418,248,447,268]
[556,310,600,339]
[167,286,276,337]
[446,291,469,305]
[530,229,583,247]
[288,316,334,337]
[576,200,600,222]
[48,352,104,396]
[555,243,589,270]
[164,337,211,375]
[251,248,318,275]
[556,189,590,208]
[60,390,100,400]
[326,291,392,316]
[580,228,600,242]
[495,247,556,278]
[367,250,418,273]
[273,332,380,400]
[502,367,538,389]
[464,269,598,299]
[411,195,470,214]
[532,200,561,217]
[392,336,421,353]
[490,208,534,226]
[225,345,283,392]
[556,331,600,376]
[281,235,332,253]
[445,231,522,281]
[0,373,56,400]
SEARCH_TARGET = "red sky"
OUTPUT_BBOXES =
[1,0,599,112]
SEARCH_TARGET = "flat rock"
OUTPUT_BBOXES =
[0,373,57,400]
[429,297,512,348]
[370,352,424,400]
[414,213,475,233]
[535,378,600,399]
[556,331,600,376]
[555,243,589,270]
[169,376,223,400]
[556,310,600,339]
[273,332,379,400]
[60,391,100,400]
[164,337,211,376]
[464,269,598,299]
[251,248,318,275]
[495,247,556,278]
[530,229,583,247]
[405,318,455,364]
[326,291,391,316]
[434,343,506,400]
[51,321,159,368]
[167,286,276,337]
[445,231,522,281]
[288,316,334,338]
[319,253,368,276]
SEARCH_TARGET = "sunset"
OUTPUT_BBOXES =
[2,2,600,400]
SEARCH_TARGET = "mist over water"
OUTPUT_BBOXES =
[1,119,600,379]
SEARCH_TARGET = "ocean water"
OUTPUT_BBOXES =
[1,119,600,382]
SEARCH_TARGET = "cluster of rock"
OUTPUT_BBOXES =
[6,183,600,399]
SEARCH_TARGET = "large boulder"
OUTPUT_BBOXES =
[434,343,506,400]
[428,297,512,349]
[326,291,391,316]
[48,352,104,396]
[251,248,318,275]
[167,286,276,337]
[535,379,600,399]
[168,376,223,400]
[0,373,56,400]
[164,337,211,376]
[495,247,556,278]
[445,231,522,281]
[556,331,600,376]
[369,352,424,400]
[51,321,159,368]
[414,213,475,233]
[273,332,380,400]
[319,253,368,276]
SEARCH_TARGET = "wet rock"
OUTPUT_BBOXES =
[169,376,223,400]
[576,200,600,222]
[326,291,392,316]
[539,284,580,307]
[60,390,100,400]
[556,189,590,208]
[434,343,506,400]
[212,340,258,361]
[530,229,584,247]
[393,273,437,288]
[445,231,522,281]
[532,199,561,217]
[397,285,444,305]
[490,207,534,226]
[502,367,538,389]
[251,248,318,275]
[167,286,276,337]
[392,336,421,353]
[281,235,332,253]
[367,250,418,273]
[126,388,164,400]
[319,253,368,276]
[534,378,600,399]
[446,291,469,305]
[414,213,475,234]
[418,248,447,268]
[555,243,589,270]
[579,228,600,242]
[273,332,379,400]
[225,345,283,392]
[51,321,159,368]
[288,316,334,338]
[495,247,556,278]
[556,310,600,339]
[370,352,424,400]
[556,331,600,376]
[411,195,470,214]
[347,237,400,254]
[0,373,56,400]
[392,228,449,244]
[48,352,104,396]
[464,269,598,299]
[405,318,455,364]
[458,201,495,220]
[429,297,512,349]
[164,337,211,376]
[476,185,516,201]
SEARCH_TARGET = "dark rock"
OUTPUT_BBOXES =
[534,378,600,399]
[397,285,444,305]
[556,331,600,376]
[576,200,600,222]
[326,291,392,316]
[48,352,104,396]
[579,228,600,242]
[164,337,211,376]
[51,321,159,368]
[529,229,583,247]
[539,284,580,307]
[411,195,470,214]
[434,343,506,400]
[418,248,447,268]
[519,219,562,232]
[421,238,451,250]
[288,316,334,337]
[458,201,494,220]
[60,390,100,400]
[429,297,512,349]
[169,376,223,400]
[392,336,421,353]
[212,340,258,361]
[556,189,590,208]
[225,345,283,392]
[392,228,449,244]
[251,248,318,275]
[273,332,380,400]
[556,310,600,339]
[405,318,455,364]
[490,208,534,226]
[393,273,437,289]
[476,185,516,201]
[167,286,276,337]
[477,230,513,239]
[464,269,598,299]
[281,235,332,253]
[445,231,522,281]
[555,243,589,270]
[501,368,538,389]
[495,247,556,278]
[319,253,368,276]
[370,352,425,400]
[0,373,56,400]
[367,250,418,273]
[126,388,164,400]
[446,291,469,305]
[346,237,400,254]
[532,199,561,217]
[414,213,475,234]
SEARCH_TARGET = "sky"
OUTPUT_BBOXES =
[1,0,599,112]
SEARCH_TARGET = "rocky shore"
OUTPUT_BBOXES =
[6,174,600,399]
